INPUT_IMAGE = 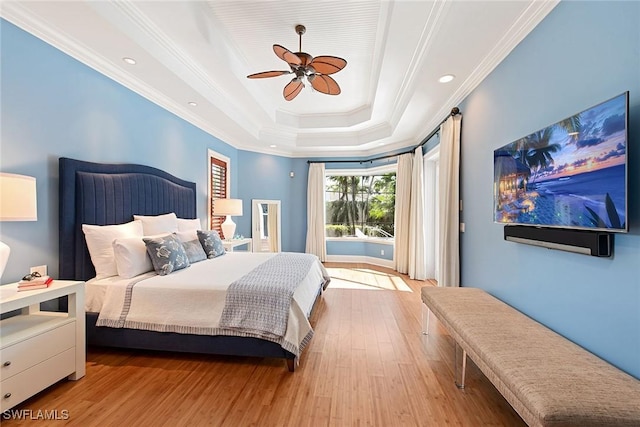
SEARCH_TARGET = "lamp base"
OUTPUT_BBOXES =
[221,215,236,241]
[0,240,10,281]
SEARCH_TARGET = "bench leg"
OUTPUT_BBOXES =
[455,342,467,389]
[421,303,430,335]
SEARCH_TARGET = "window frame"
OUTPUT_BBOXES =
[207,149,231,233]
[325,163,397,243]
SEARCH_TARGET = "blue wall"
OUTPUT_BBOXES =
[326,240,394,261]
[459,1,640,378]
[235,151,307,252]
[0,19,237,282]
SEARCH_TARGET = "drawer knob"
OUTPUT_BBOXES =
[2,361,11,367]
[3,393,11,399]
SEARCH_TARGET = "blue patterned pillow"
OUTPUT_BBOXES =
[197,230,226,258]
[143,234,190,276]
[181,239,207,263]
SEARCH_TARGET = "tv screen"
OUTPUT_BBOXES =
[494,92,628,232]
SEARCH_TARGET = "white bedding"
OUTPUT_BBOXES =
[85,252,327,357]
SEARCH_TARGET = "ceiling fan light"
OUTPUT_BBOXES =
[251,25,346,100]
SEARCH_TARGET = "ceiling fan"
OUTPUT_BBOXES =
[247,25,347,101]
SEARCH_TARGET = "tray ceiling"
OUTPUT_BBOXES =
[1,1,558,157]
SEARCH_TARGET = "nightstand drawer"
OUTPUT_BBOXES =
[0,347,75,412]
[1,321,75,381]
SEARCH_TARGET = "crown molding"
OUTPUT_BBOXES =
[0,1,250,150]
[93,1,262,137]
[276,104,373,129]
[414,0,560,142]
[388,0,451,128]
[1,1,559,160]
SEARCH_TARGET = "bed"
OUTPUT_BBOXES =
[58,157,327,371]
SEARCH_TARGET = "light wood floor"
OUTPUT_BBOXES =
[3,263,525,426]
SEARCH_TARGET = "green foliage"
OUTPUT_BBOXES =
[325,224,352,237]
[326,172,396,237]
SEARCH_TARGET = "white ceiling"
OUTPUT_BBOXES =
[1,1,558,157]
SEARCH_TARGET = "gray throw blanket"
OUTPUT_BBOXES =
[219,253,317,339]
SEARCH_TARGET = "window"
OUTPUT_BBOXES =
[208,149,230,233]
[325,166,396,239]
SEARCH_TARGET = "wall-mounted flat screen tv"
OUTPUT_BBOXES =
[494,92,628,232]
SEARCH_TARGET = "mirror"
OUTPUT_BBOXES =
[252,199,281,252]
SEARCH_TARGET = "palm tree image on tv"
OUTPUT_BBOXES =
[494,93,627,231]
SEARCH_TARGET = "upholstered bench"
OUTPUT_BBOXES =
[421,286,640,427]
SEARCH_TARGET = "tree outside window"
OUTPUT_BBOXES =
[325,172,396,239]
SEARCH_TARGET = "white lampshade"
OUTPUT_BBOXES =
[0,173,37,221]
[213,198,242,240]
[213,198,243,216]
[0,173,38,281]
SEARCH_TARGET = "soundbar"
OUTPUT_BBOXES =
[504,225,612,257]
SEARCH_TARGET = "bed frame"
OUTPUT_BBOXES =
[58,157,298,371]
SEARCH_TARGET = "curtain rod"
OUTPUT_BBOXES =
[307,107,460,164]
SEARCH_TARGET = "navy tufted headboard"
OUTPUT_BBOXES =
[59,157,197,281]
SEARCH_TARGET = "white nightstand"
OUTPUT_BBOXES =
[222,238,253,252]
[0,280,85,411]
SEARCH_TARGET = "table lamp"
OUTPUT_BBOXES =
[213,198,242,241]
[0,173,38,280]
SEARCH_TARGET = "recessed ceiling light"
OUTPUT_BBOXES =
[188,102,197,107]
[438,74,455,83]
[122,57,137,65]
[378,142,385,146]
[269,144,277,148]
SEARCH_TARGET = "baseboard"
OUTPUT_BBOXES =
[325,255,395,269]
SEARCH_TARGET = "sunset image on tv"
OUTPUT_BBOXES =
[494,92,627,231]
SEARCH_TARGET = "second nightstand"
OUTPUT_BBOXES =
[222,238,253,252]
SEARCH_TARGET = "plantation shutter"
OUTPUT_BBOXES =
[209,156,228,233]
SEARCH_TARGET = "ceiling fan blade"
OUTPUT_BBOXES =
[283,79,304,101]
[310,74,341,95]
[273,44,302,66]
[309,56,347,75]
[247,70,290,79]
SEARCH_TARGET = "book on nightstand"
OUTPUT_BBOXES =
[17,276,54,291]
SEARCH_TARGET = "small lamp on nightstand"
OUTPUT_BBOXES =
[213,198,243,241]
[0,173,38,280]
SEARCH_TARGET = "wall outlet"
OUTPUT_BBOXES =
[30,265,47,277]
[380,249,385,256]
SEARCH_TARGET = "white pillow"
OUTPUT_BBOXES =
[177,218,202,232]
[133,212,178,235]
[112,236,154,278]
[82,220,143,279]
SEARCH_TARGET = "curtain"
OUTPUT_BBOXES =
[394,153,413,274]
[305,163,327,261]
[408,146,426,280]
[437,115,462,287]
[267,203,279,252]
[423,150,439,279]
